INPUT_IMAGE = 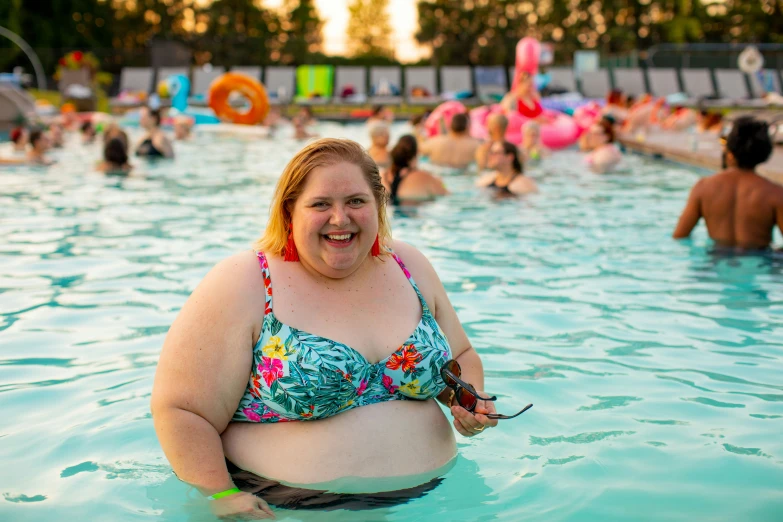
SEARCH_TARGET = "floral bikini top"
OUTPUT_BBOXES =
[233,251,453,423]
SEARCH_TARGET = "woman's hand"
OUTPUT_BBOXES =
[450,392,499,437]
[210,491,276,520]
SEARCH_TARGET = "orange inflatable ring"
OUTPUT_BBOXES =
[208,73,269,126]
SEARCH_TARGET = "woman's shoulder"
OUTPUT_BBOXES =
[389,240,438,279]
[199,250,266,302]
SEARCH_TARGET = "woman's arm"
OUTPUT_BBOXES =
[151,251,274,517]
[391,241,498,436]
[153,132,175,158]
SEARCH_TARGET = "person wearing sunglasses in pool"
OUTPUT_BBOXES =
[151,138,511,520]
[674,116,782,251]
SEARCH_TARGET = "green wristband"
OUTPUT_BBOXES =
[208,487,241,500]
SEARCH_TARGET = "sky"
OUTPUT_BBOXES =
[265,0,428,62]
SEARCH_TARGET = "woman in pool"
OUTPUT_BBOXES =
[476,141,538,195]
[97,136,132,174]
[585,117,623,173]
[135,107,174,158]
[520,121,549,164]
[383,135,448,204]
[500,71,547,122]
[367,121,391,169]
[151,138,496,519]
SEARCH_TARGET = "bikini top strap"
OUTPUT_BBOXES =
[390,252,431,316]
[255,251,273,310]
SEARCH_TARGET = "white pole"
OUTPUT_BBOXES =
[0,26,47,90]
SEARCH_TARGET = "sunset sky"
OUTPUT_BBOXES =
[264,0,428,62]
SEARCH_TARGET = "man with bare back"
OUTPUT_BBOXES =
[673,116,782,250]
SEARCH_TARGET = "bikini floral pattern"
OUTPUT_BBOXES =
[233,252,453,423]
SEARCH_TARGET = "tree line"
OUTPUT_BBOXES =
[1,0,780,78]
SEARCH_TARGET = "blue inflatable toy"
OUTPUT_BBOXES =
[163,74,220,125]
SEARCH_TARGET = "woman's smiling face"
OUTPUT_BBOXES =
[290,161,379,278]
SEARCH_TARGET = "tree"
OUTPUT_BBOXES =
[195,0,281,66]
[346,0,394,58]
[280,0,323,64]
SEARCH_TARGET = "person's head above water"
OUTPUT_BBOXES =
[368,121,390,147]
[390,135,417,171]
[104,137,129,167]
[450,113,469,135]
[140,107,162,130]
[254,138,391,277]
[486,113,508,140]
[28,129,49,152]
[724,116,773,171]
[488,140,523,174]
[10,126,27,145]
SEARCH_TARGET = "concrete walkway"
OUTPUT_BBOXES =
[619,130,783,186]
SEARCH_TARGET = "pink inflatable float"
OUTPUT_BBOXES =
[426,37,590,150]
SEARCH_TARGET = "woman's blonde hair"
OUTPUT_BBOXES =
[254,138,391,256]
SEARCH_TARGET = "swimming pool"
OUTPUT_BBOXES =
[1,123,782,522]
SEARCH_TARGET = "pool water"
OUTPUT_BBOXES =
[1,124,782,522]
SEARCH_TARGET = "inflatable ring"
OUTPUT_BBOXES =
[208,73,269,126]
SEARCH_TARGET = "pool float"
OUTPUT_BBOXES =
[160,74,221,125]
[423,100,467,137]
[454,37,584,149]
[208,73,269,126]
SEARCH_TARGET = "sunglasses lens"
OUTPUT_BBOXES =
[441,360,461,387]
[456,388,477,410]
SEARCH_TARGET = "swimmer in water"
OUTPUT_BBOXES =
[476,141,538,196]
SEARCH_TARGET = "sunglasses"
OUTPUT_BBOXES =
[440,360,533,420]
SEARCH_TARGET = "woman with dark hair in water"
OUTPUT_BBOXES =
[382,135,448,204]
[585,117,623,173]
[476,141,538,195]
[98,136,132,174]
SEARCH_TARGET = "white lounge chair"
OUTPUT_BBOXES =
[647,68,680,98]
[334,66,366,104]
[230,66,262,81]
[681,69,715,105]
[157,67,189,86]
[190,66,226,106]
[440,66,475,103]
[117,67,154,94]
[474,66,507,103]
[405,66,439,105]
[579,69,610,99]
[749,70,783,106]
[109,67,154,109]
[547,67,578,93]
[369,66,402,104]
[613,68,647,96]
[265,66,296,104]
[712,69,765,107]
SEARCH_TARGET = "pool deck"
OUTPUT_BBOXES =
[619,130,783,186]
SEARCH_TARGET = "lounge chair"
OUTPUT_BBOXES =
[711,69,766,107]
[190,66,226,106]
[230,66,262,81]
[647,68,680,98]
[265,66,296,104]
[405,66,439,105]
[749,70,783,106]
[440,66,475,103]
[613,68,647,96]
[579,69,610,99]
[156,67,189,86]
[109,67,153,109]
[334,66,367,104]
[369,66,402,104]
[295,65,333,105]
[680,69,715,106]
[547,67,578,94]
[474,66,507,103]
